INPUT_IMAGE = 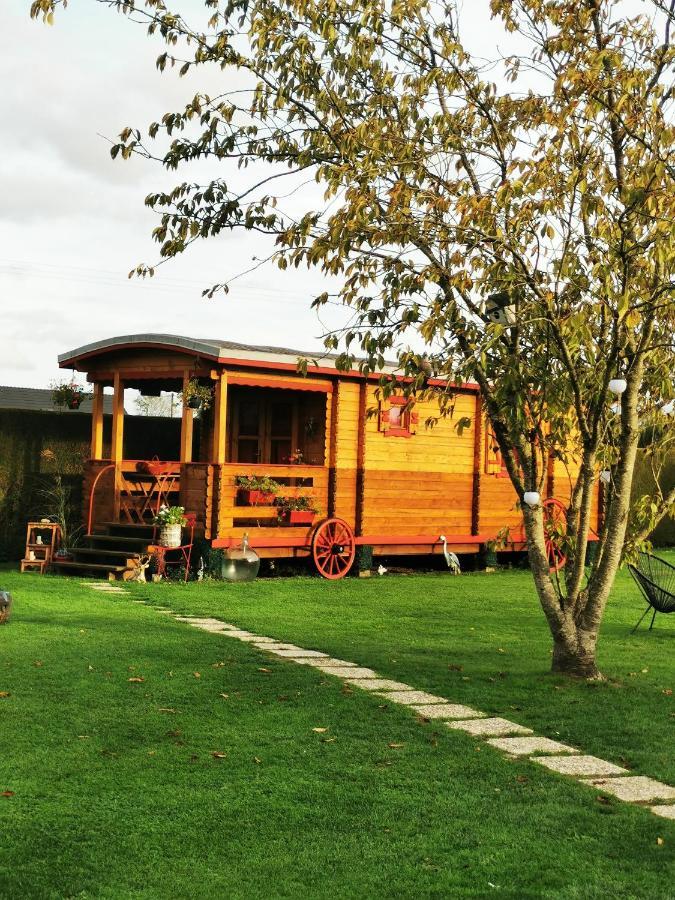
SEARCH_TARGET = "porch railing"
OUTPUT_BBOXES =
[216,463,329,535]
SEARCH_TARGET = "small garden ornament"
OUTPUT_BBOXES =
[0,590,13,625]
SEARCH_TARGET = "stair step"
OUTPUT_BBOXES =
[85,534,151,549]
[100,522,157,537]
[72,548,142,561]
[52,560,128,574]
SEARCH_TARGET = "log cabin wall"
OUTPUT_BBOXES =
[330,381,361,524]
[359,386,477,548]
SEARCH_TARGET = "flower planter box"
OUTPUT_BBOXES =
[281,510,316,525]
[238,489,276,507]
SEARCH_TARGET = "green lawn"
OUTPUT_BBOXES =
[0,560,673,899]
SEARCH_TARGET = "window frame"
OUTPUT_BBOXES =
[379,396,418,438]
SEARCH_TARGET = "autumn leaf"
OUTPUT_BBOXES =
[0,691,11,699]
[388,742,405,749]
[662,689,672,696]
[656,837,664,846]
[253,756,262,764]
[158,707,176,713]
[1,791,14,798]
[219,693,229,699]
[33,660,43,667]
[257,667,271,674]
[211,751,227,759]
[128,676,145,683]
[312,727,328,733]
[193,672,201,679]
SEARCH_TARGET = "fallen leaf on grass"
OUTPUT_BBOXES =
[657,837,664,846]
[1,791,15,798]
[193,672,201,679]
[257,667,271,674]
[662,689,672,696]
[128,677,145,683]
[321,737,336,743]
[33,660,43,668]
[254,756,262,764]
[0,692,11,699]
[219,693,229,700]
[312,727,329,733]
[516,775,528,784]
[158,708,177,713]
[448,664,463,672]
[212,662,226,668]
[388,742,405,749]
[340,685,353,696]
[211,751,227,759]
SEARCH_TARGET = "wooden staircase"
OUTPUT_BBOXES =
[51,523,156,581]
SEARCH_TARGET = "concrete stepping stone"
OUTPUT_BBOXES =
[487,736,579,756]
[193,623,233,632]
[651,804,675,820]
[264,648,330,658]
[250,638,291,646]
[378,690,450,706]
[582,776,675,803]
[314,665,379,679]
[293,658,358,668]
[345,678,415,692]
[447,717,533,737]
[532,755,628,777]
[412,703,485,720]
[255,642,307,650]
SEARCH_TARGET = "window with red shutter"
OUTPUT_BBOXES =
[379,397,418,437]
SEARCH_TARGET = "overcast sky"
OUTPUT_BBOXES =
[0,0,567,390]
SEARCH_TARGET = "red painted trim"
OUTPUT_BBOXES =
[228,374,333,393]
[212,535,311,549]
[354,533,485,546]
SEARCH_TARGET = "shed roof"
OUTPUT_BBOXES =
[57,333,357,370]
[0,385,113,415]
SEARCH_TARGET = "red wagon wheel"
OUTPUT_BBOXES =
[311,518,356,580]
[543,498,567,572]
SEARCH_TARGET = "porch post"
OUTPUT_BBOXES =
[90,382,104,460]
[111,372,125,463]
[180,370,194,463]
[212,372,228,464]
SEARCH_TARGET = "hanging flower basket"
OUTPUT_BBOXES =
[51,379,88,410]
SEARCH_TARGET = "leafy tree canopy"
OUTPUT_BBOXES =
[31,0,675,676]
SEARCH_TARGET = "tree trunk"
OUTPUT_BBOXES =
[551,623,602,679]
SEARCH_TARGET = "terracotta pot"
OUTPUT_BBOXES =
[284,510,315,525]
[159,523,182,548]
[238,489,275,507]
[68,398,82,409]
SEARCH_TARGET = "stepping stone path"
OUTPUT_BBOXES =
[88,589,675,822]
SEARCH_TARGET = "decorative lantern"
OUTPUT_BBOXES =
[523,491,540,509]
[600,470,611,485]
[0,590,12,625]
[608,378,627,395]
[483,291,516,326]
[221,533,260,582]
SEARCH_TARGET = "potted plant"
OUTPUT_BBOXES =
[51,379,88,410]
[235,475,280,506]
[275,495,317,525]
[286,448,304,464]
[180,379,212,411]
[154,505,187,547]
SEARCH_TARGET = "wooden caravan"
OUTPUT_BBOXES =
[56,333,600,579]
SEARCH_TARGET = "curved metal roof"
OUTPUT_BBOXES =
[58,333,338,369]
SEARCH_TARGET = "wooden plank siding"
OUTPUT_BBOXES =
[359,388,476,542]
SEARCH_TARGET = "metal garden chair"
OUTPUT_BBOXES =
[628,552,675,633]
